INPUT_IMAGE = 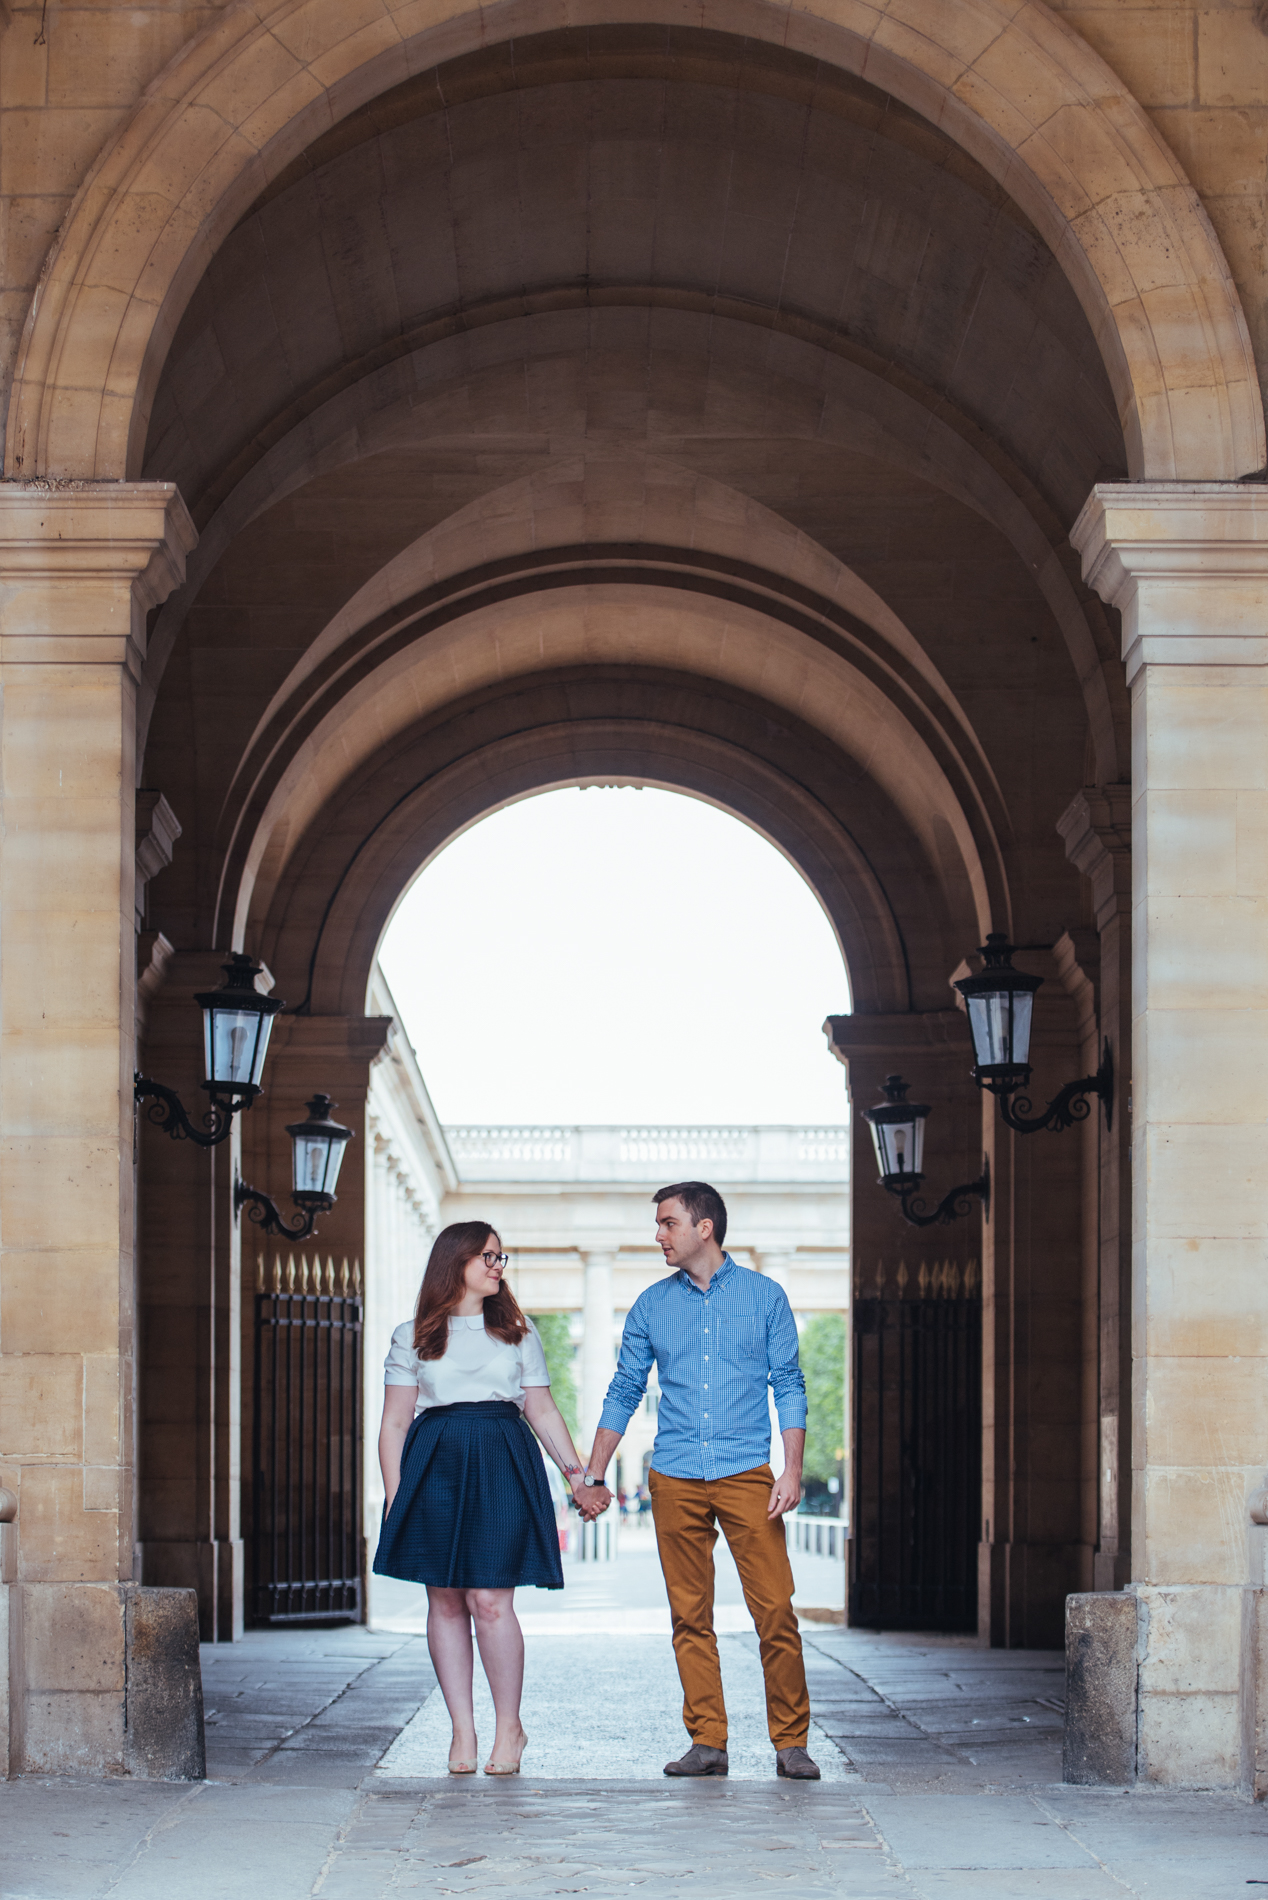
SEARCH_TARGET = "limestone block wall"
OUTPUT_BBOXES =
[1046,1,1268,417]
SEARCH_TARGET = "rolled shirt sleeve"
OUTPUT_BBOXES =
[767,1285,808,1431]
[597,1296,654,1434]
[520,1318,552,1388]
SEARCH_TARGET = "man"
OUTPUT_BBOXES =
[584,1181,820,1780]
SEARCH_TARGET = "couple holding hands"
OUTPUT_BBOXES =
[374,1182,820,1780]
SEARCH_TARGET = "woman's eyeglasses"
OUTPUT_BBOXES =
[482,1252,509,1270]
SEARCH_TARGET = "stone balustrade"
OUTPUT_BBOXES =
[445,1124,852,1183]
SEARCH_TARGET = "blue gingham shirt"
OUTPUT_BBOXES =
[598,1255,807,1481]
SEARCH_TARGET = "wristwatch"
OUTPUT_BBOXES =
[582,1472,604,1487]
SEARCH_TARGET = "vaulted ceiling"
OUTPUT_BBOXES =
[139,27,1128,1006]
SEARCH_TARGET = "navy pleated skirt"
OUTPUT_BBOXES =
[373,1400,564,1590]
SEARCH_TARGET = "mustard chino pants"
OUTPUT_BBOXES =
[649,1463,810,1751]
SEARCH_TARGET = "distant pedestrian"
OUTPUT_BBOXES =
[374,1221,611,1775]
[584,1183,819,1780]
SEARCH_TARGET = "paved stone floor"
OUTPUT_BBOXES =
[4,1534,1268,1895]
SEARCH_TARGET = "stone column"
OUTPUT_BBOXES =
[580,1252,616,1448]
[0,485,196,1773]
[1057,790,1133,1593]
[1072,483,1268,1788]
[137,949,252,1642]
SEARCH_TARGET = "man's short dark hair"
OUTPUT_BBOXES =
[652,1180,728,1248]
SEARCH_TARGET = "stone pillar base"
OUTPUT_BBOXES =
[123,1587,206,1781]
[1066,1585,1258,1790]
[1064,1592,1137,1783]
[1135,1583,1244,1787]
[14,1582,204,1779]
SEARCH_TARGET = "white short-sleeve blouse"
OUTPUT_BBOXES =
[383,1314,551,1417]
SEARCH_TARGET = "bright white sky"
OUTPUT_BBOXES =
[377,787,852,1125]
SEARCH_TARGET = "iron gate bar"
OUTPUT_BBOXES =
[252,1259,363,1624]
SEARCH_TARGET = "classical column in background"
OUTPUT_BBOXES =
[1073,485,1268,1788]
[137,950,253,1642]
[0,486,196,1773]
[580,1251,616,1446]
[753,1252,791,1292]
[1057,790,1133,1594]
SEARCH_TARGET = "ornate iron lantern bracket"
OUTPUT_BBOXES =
[885,1158,991,1229]
[232,1093,353,1242]
[135,1075,239,1147]
[863,1075,990,1229]
[234,1177,325,1241]
[986,1038,1114,1136]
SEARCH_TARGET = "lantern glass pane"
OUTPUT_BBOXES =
[867,1119,889,1179]
[871,1113,924,1179]
[205,1005,272,1089]
[248,1011,275,1088]
[967,990,1033,1070]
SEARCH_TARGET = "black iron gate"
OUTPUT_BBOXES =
[850,1257,981,1632]
[252,1254,363,1623]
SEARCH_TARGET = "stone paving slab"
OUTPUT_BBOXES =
[378,1632,857,1782]
[8,1609,1268,1896]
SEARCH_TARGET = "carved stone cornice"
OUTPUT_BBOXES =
[0,483,196,675]
[134,789,181,930]
[1057,785,1131,932]
[1071,483,1268,681]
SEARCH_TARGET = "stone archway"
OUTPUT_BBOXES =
[12,0,1258,1787]
[5,0,1262,487]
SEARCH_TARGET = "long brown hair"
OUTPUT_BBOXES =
[412,1221,529,1361]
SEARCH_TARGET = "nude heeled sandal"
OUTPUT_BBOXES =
[483,1730,527,1775]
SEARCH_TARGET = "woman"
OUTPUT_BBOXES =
[374,1221,611,1775]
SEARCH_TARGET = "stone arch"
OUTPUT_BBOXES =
[219,571,1002,1017]
[6,0,1261,487]
[272,716,905,1019]
[143,324,1128,783]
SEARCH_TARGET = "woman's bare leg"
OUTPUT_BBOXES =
[467,1588,526,1763]
[426,1586,478,1765]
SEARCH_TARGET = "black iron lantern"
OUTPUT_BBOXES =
[288,1095,354,1208]
[136,952,284,1146]
[952,932,1040,1091]
[863,1075,989,1228]
[864,1074,929,1185]
[196,952,285,1105]
[954,933,1113,1135]
[236,1093,355,1240]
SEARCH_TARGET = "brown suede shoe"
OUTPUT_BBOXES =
[664,1743,729,1777]
[775,1746,821,1780]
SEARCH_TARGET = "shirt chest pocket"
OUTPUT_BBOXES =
[718,1319,766,1363]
